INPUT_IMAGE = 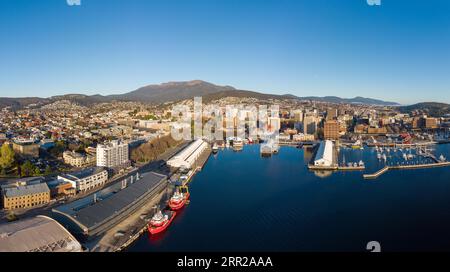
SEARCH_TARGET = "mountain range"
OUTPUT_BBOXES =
[0,80,402,109]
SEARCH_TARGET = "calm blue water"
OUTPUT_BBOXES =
[129,144,450,252]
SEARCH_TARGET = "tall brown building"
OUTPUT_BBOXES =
[425,118,438,129]
[324,120,340,140]
[412,116,438,129]
[326,108,338,120]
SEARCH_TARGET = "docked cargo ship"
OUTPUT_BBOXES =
[168,190,190,210]
[148,210,176,235]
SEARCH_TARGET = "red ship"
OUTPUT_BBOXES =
[168,190,190,210]
[148,210,176,235]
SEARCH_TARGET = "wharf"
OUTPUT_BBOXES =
[278,141,301,146]
[87,185,171,252]
[337,166,366,171]
[307,165,365,171]
[84,144,211,252]
[307,165,338,171]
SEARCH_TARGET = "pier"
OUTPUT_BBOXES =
[307,165,365,171]
[338,166,366,171]
[364,162,450,180]
[363,166,389,179]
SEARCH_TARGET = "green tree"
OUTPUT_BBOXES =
[34,167,41,176]
[0,144,15,170]
[21,161,34,177]
[44,165,52,175]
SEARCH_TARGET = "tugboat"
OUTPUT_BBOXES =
[168,189,190,210]
[148,210,176,235]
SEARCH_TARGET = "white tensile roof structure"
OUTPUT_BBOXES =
[0,215,82,252]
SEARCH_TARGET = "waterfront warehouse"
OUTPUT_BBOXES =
[313,140,334,167]
[167,139,208,169]
[0,215,82,252]
[52,171,167,240]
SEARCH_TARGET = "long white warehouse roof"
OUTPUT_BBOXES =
[168,139,207,168]
[314,140,333,166]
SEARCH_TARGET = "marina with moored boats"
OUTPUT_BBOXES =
[77,135,450,252]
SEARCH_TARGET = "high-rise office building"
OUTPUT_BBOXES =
[303,116,317,135]
[324,120,340,140]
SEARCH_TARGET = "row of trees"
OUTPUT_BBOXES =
[131,135,182,163]
[20,161,52,177]
[0,144,53,177]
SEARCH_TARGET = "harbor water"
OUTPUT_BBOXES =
[128,144,450,252]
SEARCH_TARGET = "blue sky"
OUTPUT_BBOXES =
[0,0,449,104]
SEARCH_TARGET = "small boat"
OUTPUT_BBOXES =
[377,153,382,160]
[212,143,218,154]
[232,137,244,151]
[351,140,362,149]
[358,160,365,167]
[148,210,176,235]
[169,190,190,210]
[439,154,446,162]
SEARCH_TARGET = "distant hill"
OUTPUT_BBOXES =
[110,80,236,103]
[0,97,49,109]
[293,96,399,106]
[201,90,294,103]
[0,80,401,109]
[399,102,450,117]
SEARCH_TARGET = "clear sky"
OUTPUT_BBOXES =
[0,0,449,104]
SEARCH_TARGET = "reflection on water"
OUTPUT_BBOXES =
[128,144,450,252]
[313,170,333,178]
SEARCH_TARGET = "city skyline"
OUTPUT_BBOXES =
[0,0,449,104]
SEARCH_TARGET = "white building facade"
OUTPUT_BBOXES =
[96,140,130,168]
[58,167,108,193]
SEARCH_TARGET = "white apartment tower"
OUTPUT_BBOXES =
[96,140,130,168]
